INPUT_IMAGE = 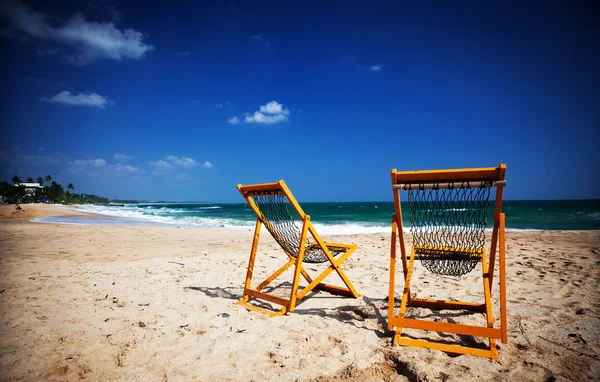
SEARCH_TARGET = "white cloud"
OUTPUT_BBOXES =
[245,112,286,124]
[148,160,173,170]
[259,101,287,115]
[114,153,133,161]
[148,156,200,173]
[115,163,138,172]
[368,64,383,72]
[66,158,107,172]
[43,91,114,108]
[202,161,213,168]
[240,100,289,125]
[216,103,223,108]
[227,116,240,125]
[69,159,107,167]
[0,1,154,65]
[166,155,199,168]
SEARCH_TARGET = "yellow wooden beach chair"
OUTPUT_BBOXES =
[388,165,508,359]
[236,180,360,317]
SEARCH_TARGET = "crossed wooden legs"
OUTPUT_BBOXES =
[237,219,360,317]
[388,214,507,359]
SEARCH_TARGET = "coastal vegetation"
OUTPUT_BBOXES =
[0,175,109,205]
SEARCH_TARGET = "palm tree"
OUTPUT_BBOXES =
[68,183,74,190]
[37,177,44,186]
[26,177,34,183]
[45,175,52,182]
[12,175,21,185]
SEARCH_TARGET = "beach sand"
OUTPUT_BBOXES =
[0,204,599,381]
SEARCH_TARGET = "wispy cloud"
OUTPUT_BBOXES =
[250,34,270,46]
[0,1,154,65]
[115,163,138,172]
[148,159,173,170]
[227,116,240,125]
[148,156,201,173]
[0,148,68,168]
[69,159,107,167]
[66,158,107,172]
[42,91,114,109]
[179,50,191,56]
[341,55,384,73]
[114,153,133,161]
[166,155,199,168]
[202,161,213,168]
[216,103,223,108]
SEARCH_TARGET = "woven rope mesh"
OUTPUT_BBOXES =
[247,190,345,263]
[405,182,491,276]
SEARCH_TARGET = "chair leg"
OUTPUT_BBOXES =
[239,219,261,303]
[389,215,397,330]
[499,213,508,344]
[481,250,498,360]
[390,247,501,360]
[394,246,415,344]
[288,216,310,312]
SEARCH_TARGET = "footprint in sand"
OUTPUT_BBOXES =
[506,360,555,381]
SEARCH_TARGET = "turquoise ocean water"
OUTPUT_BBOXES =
[33,200,600,233]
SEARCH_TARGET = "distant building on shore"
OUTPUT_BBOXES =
[15,183,43,201]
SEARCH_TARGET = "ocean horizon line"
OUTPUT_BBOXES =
[120,198,600,204]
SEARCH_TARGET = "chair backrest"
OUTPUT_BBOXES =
[238,181,337,263]
[392,165,506,276]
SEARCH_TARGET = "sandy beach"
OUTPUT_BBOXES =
[0,204,599,381]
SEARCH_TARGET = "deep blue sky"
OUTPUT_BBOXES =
[1,0,598,202]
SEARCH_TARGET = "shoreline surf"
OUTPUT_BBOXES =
[27,199,600,234]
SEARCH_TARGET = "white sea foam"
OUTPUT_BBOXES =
[37,204,549,234]
[38,205,389,233]
[73,205,252,229]
[311,223,390,235]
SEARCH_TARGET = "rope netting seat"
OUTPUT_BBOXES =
[247,190,345,263]
[402,182,492,276]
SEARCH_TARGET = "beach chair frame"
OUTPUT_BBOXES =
[388,165,507,359]
[237,180,360,317]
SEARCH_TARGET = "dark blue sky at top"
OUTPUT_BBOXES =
[0,0,598,202]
